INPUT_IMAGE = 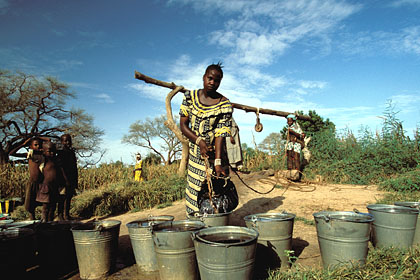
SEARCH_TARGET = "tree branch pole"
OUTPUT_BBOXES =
[134,70,312,121]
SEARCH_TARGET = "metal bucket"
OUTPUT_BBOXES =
[37,220,82,277]
[152,220,205,280]
[187,211,232,227]
[313,211,374,268]
[192,226,258,280]
[244,212,295,271]
[7,220,41,230]
[0,227,35,277]
[394,202,420,246]
[126,215,174,272]
[367,204,419,249]
[71,220,121,279]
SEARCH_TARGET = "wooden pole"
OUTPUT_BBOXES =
[134,70,312,122]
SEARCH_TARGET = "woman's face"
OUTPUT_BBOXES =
[287,118,294,126]
[203,69,222,94]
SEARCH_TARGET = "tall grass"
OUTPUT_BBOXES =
[0,164,27,199]
[269,246,420,279]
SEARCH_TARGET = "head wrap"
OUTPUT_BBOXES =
[287,114,296,121]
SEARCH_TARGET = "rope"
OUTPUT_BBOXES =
[203,156,218,213]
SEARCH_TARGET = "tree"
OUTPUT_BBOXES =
[122,115,182,165]
[0,70,104,165]
[258,132,284,155]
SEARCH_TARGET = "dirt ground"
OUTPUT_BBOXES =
[66,170,385,280]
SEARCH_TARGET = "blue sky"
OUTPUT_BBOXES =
[1,0,420,164]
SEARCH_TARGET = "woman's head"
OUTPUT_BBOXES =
[203,62,223,94]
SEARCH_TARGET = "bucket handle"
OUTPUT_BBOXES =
[94,224,104,231]
[353,208,360,214]
[250,215,258,228]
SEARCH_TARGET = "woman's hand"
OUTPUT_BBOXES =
[215,165,226,177]
[198,139,209,158]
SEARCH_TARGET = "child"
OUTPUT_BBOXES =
[133,153,144,182]
[37,141,68,222]
[9,137,46,220]
[56,134,78,220]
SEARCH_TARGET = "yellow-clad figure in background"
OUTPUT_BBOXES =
[133,153,144,182]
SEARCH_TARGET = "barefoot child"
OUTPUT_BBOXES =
[9,137,46,220]
[57,134,78,220]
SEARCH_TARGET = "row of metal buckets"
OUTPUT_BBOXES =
[0,219,121,279]
[1,201,418,279]
[127,210,296,280]
[315,202,420,269]
[128,201,420,279]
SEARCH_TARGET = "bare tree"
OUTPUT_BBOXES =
[0,70,104,165]
[122,115,182,165]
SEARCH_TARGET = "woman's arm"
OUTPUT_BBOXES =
[180,116,209,158]
[214,136,226,177]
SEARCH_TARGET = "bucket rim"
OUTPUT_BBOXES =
[152,220,205,233]
[187,211,233,219]
[367,204,419,214]
[70,220,121,232]
[192,225,259,247]
[0,227,35,240]
[243,211,296,222]
[126,215,175,228]
[394,201,420,209]
[313,211,374,223]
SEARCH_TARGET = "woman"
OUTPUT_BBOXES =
[179,63,235,214]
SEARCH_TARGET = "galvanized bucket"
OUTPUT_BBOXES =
[152,220,205,280]
[367,204,419,249]
[187,211,232,227]
[126,215,174,272]
[313,210,374,268]
[0,218,13,228]
[7,220,41,230]
[37,220,82,277]
[71,220,121,279]
[394,202,420,246]
[244,212,295,271]
[0,227,35,277]
[192,226,258,280]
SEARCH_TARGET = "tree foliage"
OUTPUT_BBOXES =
[0,70,104,165]
[122,115,181,165]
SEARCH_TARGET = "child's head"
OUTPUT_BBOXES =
[42,141,56,158]
[29,137,42,151]
[60,134,72,148]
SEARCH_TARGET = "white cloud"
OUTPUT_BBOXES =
[175,0,362,66]
[95,93,115,104]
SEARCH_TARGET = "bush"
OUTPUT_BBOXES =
[70,173,186,218]
[379,168,420,192]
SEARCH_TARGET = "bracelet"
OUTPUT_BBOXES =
[195,136,203,145]
[214,159,222,166]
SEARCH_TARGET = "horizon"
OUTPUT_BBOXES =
[1,0,419,164]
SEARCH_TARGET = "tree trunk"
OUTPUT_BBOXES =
[164,86,189,175]
[0,147,9,165]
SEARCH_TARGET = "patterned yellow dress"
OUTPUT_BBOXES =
[179,90,233,213]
